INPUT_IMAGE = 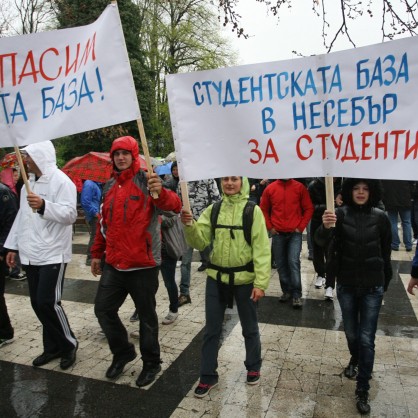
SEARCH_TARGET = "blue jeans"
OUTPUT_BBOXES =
[180,246,193,296]
[387,209,412,250]
[272,232,303,298]
[160,255,179,313]
[337,284,384,391]
[200,277,261,385]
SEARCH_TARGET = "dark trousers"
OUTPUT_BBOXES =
[0,259,13,339]
[337,284,384,391]
[86,217,98,261]
[26,263,77,353]
[160,255,179,313]
[94,263,160,365]
[200,278,261,385]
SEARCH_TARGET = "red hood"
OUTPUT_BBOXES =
[110,136,141,175]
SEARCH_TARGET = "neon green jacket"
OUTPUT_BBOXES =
[184,178,271,291]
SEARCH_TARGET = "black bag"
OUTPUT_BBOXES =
[162,215,188,260]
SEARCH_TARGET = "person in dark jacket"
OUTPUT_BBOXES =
[381,180,413,251]
[163,161,179,192]
[91,136,182,387]
[0,180,18,347]
[316,178,392,415]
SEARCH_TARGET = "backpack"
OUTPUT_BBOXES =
[210,200,256,246]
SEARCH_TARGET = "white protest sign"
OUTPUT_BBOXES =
[166,37,418,181]
[0,3,140,147]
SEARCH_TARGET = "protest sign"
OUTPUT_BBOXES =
[0,3,140,147]
[166,36,418,181]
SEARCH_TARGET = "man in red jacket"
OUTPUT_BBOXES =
[260,179,313,309]
[91,136,182,387]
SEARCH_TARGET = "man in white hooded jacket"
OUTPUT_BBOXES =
[5,141,78,370]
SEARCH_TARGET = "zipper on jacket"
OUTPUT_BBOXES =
[124,197,129,222]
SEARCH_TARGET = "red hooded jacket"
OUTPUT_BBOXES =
[91,136,182,270]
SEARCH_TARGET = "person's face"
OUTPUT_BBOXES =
[113,149,133,171]
[24,154,41,176]
[12,170,19,185]
[222,176,242,195]
[352,182,370,205]
[172,166,178,178]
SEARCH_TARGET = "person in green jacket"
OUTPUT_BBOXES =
[181,176,271,398]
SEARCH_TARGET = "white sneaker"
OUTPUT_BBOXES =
[413,239,417,245]
[314,276,325,288]
[162,311,178,325]
[325,286,334,300]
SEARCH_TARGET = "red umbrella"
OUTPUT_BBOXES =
[62,152,147,183]
[0,152,18,168]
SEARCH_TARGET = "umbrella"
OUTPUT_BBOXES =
[62,152,147,183]
[154,161,173,176]
[0,152,18,168]
[165,151,176,162]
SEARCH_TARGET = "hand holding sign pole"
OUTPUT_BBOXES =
[325,176,335,228]
[13,145,36,213]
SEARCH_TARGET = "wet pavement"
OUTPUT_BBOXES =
[1,230,418,417]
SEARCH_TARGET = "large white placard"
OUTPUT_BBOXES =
[166,37,418,181]
[0,4,140,147]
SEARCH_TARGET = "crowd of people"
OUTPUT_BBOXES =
[1,138,418,415]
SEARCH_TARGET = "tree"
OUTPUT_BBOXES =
[137,0,237,155]
[218,0,418,53]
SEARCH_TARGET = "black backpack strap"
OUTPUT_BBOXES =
[210,200,222,241]
[242,200,256,246]
[208,262,255,308]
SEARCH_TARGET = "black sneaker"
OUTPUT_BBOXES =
[130,311,139,322]
[194,382,218,398]
[197,263,207,272]
[178,294,191,307]
[344,358,358,379]
[355,389,371,415]
[135,363,162,387]
[246,370,260,385]
[292,298,303,309]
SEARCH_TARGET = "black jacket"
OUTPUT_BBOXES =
[315,178,392,290]
[0,183,18,256]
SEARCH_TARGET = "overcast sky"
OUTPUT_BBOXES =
[223,2,391,65]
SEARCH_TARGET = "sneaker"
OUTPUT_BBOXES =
[324,286,334,300]
[314,276,325,288]
[10,272,26,281]
[197,263,207,272]
[178,294,191,307]
[413,239,417,245]
[344,357,358,379]
[0,337,14,348]
[130,311,139,322]
[162,311,178,325]
[246,370,260,385]
[355,389,371,415]
[130,330,140,339]
[194,382,218,398]
[135,363,162,387]
[279,293,291,303]
[292,298,302,309]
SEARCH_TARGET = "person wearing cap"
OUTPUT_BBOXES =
[91,136,182,387]
[5,141,78,370]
